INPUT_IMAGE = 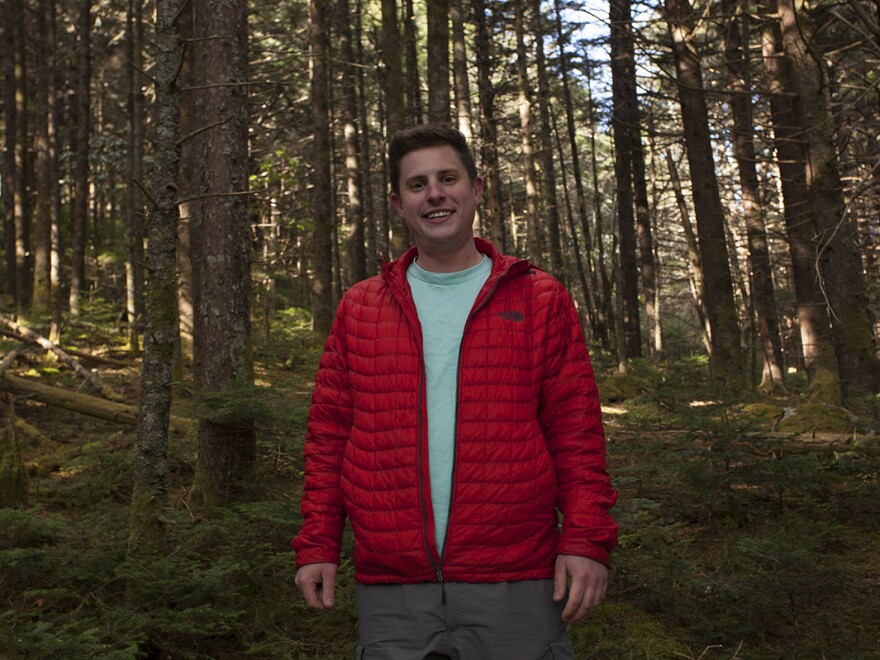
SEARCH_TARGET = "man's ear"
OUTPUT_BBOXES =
[473,176,484,204]
[390,193,403,217]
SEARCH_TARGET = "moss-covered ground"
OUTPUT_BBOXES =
[1,316,878,658]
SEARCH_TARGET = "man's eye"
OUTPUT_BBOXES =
[410,182,424,191]
[442,176,457,184]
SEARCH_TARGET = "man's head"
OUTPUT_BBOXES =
[389,124,477,197]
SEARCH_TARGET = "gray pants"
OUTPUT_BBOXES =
[355,579,575,660]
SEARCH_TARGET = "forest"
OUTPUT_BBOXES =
[1,0,879,657]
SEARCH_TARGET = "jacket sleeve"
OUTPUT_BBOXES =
[537,280,618,566]
[291,300,353,568]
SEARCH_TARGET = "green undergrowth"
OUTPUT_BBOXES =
[2,333,878,657]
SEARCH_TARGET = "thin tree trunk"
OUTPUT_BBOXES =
[33,0,54,315]
[723,0,785,391]
[552,0,602,340]
[427,0,450,124]
[14,0,31,309]
[356,0,377,273]
[381,0,408,256]
[339,0,366,285]
[3,0,19,307]
[514,2,542,263]
[125,0,146,355]
[129,0,182,555]
[450,0,472,140]
[666,149,711,356]
[310,0,333,333]
[665,0,743,380]
[70,0,92,317]
[610,0,642,358]
[403,0,422,126]
[48,1,62,342]
[530,0,564,278]
[473,0,505,249]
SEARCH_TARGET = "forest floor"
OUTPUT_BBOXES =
[1,310,879,659]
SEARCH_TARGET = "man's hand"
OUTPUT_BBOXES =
[295,562,338,610]
[553,554,608,622]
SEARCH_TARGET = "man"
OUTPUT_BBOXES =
[293,124,617,659]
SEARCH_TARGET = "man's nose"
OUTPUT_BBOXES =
[426,180,446,201]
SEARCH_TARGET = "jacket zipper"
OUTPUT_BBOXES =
[437,260,528,600]
[392,256,528,605]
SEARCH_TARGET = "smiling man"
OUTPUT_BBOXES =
[293,124,618,660]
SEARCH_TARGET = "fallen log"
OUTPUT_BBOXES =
[0,347,26,379]
[0,374,194,435]
[0,314,126,402]
[1,329,134,369]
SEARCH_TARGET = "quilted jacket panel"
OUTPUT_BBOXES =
[292,239,618,584]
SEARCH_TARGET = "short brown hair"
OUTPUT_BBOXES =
[388,124,477,196]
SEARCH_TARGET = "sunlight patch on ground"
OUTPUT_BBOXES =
[688,400,718,407]
[601,405,627,416]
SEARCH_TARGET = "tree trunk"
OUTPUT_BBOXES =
[723,0,785,391]
[191,0,255,507]
[32,0,54,315]
[473,0,505,250]
[381,0,408,256]
[427,0,450,124]
[777,0,880,396]
[356,0,378,274]
[760,4,842,404]
[665,0,743,380]
[338,0,366,285]
[14,0,31,309]
[610,0,642,359]
[450,0,472,140]
[310,0,333,332]
[403,0,422,126]
[125,0,146,355]
[530,0,564,278]
[70,0,92,317]
[514,2,542,262]
[552,0,603,341]
[129,0,182,556]
[3,0,18,307]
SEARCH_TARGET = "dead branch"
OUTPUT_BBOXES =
[0,314,126,402]
[0,374,194,436]
[0,346,27,379]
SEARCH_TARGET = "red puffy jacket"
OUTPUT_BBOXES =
[292,239,617,584]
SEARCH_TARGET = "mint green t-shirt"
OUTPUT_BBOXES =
[407,256,492,553]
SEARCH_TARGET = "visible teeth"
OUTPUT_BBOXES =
[426,211,450,219]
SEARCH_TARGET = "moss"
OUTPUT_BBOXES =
[776,403,860,434]
[0,420,30,508]
[571,602,691,657]
[809,364,843,406]
[741,402,784,428]
[600,372,650,402]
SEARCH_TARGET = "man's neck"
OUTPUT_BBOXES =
[414,243,483,273]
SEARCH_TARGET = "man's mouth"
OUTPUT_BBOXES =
[424,210,453,220]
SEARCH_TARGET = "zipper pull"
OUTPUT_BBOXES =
[436,567,446,604]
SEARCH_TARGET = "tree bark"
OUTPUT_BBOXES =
[32,0,55,315]
[129,0,182,556]
[3,0,19,307]
[530,0,564,278]
[125,0,146,355]
[190,0,255,507]
[665,0,743,380]
[515,2,543,262]
[722,0,785,391]
[381,0,408,256]
[403,0,422,126]
[473,0,505,249]
[760,3,842,404]
[776,0,880,396]
[427,0,450,124]
[552,0,603,341]
[451,0,472,140]
[70,0,92,317]
[310,0,333,333]
[610,0,642,359]
[339,0,366,285]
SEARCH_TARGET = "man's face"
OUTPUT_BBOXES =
[390,145,483,257]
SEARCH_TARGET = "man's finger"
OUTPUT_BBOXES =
[320,566,336,608]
